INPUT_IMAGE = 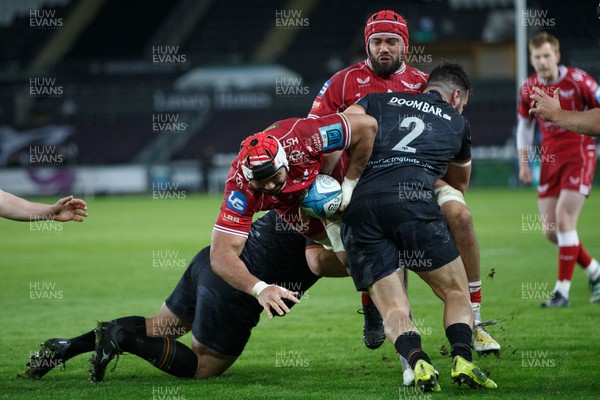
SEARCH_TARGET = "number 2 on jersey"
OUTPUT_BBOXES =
[391,116,425,153]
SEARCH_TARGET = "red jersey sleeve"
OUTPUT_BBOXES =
[306,114,352,153]
[213,167,255,238]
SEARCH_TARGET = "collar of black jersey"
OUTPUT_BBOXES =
[426,90,444,100]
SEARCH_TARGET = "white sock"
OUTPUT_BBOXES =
[399,354,411,371]
[472,302,482,326]
[553,280,571,299]
[556,230,579,247]
[583,259,600,281]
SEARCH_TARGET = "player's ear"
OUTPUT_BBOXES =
[451,89,462,109]
[555,51,561,64]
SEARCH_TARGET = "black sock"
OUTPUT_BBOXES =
[61,316,146,362]
[117,329,197,378]
[445,323,472,361]
[113,316,147,335]
[394,332,431,369]
[63,330,95,360]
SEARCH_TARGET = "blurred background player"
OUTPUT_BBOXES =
[530,87,600,136]
[309,9,499,356]
[0,189,87,222]
[517,32,600,307]
[22,211,344,381]
[341,63,496,391]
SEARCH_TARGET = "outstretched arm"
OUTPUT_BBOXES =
[530,87,600,136]
[210,230,300,318]
[0,190,88,222]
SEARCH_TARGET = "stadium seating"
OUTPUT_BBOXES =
[0,0,596,171]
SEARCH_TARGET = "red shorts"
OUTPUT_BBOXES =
[538,144,596,198]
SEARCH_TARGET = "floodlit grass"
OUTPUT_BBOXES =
[1,189,599,399]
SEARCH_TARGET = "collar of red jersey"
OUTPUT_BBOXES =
[365,59,406,76]
[537,65,567,85]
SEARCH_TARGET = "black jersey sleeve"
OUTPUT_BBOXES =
[454,119,472,161]
[354,95,370,112]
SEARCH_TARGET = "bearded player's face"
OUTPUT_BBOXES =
[368,35,403,77]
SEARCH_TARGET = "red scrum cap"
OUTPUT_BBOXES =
[364,10,409,56]
[239,133,288,181]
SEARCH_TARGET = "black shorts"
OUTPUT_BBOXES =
[342,194,459,292]
[165,248,262,357]
[165,244,319,357]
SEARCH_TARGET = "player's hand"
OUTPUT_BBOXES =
[50,195,88,222]
[529,87,561,121]
[257,285,300,319]
[518,164,532,184]
[339,177,358,212]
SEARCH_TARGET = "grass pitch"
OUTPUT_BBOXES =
[1,188,600,399]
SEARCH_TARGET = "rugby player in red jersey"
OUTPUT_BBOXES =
[517,32,600,307]
[211,113,377,318]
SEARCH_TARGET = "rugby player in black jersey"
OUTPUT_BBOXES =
[22,211,344,381]
[339,63,496,391]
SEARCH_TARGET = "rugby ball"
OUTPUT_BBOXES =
[300,174,342,219]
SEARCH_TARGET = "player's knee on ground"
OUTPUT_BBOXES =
[194,366,222,379]
[192,340,237,378]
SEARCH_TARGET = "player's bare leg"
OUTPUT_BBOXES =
[368,272,440,391]
[192,338,238,378]
[437,183,500,355]
[416,257,472,328]
[416,257,496,389]
[368,272,414,344]
[148,303,238,378]
[304,241,349,277]
[328,206,414,383]
[146,303,192,338]
[537,196,558,245]
[540,190,600,306]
